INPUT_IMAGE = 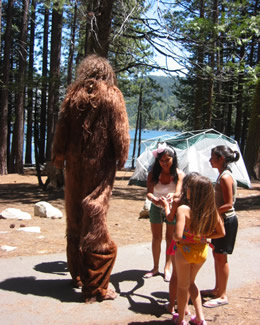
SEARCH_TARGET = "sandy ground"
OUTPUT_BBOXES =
[0,170,260,324]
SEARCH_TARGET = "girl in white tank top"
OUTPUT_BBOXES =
[145,143,185,314]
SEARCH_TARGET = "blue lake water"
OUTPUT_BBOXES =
[24,129,179,166]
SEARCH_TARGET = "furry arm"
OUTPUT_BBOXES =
[108,87,130,169]
[51,101,70,168]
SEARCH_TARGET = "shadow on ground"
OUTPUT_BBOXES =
[0,276,81,303]
[110,269,169,319]
[235,195,260,210]
[33,260,68,275]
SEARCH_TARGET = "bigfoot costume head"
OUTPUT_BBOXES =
[76,54,117,86]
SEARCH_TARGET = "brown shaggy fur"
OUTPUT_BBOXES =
[52,55,130,300]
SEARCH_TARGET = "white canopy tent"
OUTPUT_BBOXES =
[129,129,251,189]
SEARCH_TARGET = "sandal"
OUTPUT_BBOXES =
[189,315,207,325]
[203,298,228,308]
[172,313,188,325]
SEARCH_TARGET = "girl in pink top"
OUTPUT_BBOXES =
[162,173,225,325]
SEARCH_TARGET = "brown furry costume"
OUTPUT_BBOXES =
[52,55,130,301]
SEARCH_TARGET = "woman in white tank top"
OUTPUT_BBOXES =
[144,142,185,312]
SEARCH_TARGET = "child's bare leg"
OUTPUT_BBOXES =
[214,252,229,300]
[174,250,190,323]
[201,251,219,297]
[167,256,177,313]
[150,223,163,274]
[165,224,174,280]
[189,263,205,322]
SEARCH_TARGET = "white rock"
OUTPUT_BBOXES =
[0,208,31,220]
[1,245,17,251]
[17,226,41,233]
[34,201,63,219]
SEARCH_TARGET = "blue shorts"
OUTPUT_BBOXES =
[149,203,176,225]
[212,215,238,254]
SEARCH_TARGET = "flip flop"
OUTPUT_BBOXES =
[143,271,160,278]
[190,315,207,325]
[172,313,188,325]
[203,298,228,308]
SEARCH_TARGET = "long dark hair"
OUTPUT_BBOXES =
[211,145,240,171]
[151,144,178,183]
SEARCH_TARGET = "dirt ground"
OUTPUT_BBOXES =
[0,170,260,324]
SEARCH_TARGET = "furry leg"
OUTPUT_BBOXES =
[80,242,117,301]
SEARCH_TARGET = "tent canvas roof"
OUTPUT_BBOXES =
[129,129,251,189]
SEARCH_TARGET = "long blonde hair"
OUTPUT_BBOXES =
[182,173,219,236]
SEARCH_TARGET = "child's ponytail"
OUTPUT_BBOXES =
[211,146,240,170]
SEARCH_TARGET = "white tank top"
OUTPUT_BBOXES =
[153,180,176,198]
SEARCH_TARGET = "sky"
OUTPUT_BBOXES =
[144,1,186,76]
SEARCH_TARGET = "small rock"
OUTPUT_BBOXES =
[0,208,31,220]
[1,245,17,251]
[34,201,63,219]
[17,226,41,233]
[9,224,15,228]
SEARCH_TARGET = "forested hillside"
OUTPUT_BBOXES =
[126,75,183,130]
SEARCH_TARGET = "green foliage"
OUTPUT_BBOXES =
[109,0,153,74]
[124,75,183,131]
[160,0,260,138]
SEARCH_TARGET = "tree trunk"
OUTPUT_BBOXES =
[226,80,233,136]
[34,86,44,187]
[206,0,218,129]
[0,0,13,175]
[138,86,143,157]
[46,1,63,161]
[12,0,29,173]
[131,84,143,168]
[85,0,114,57]
[0,0,2,55]
[244,79,260,179]
[25,0,36,165]
[234,46,245,145]
[39,4,49,164]
[193,0,204,130]
[206,58,214,128]
[131,110,139,169]
[67,1,77,86]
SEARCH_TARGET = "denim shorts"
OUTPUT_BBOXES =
[149,203,176,225]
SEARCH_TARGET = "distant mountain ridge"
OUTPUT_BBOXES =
[126,75,181,130]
